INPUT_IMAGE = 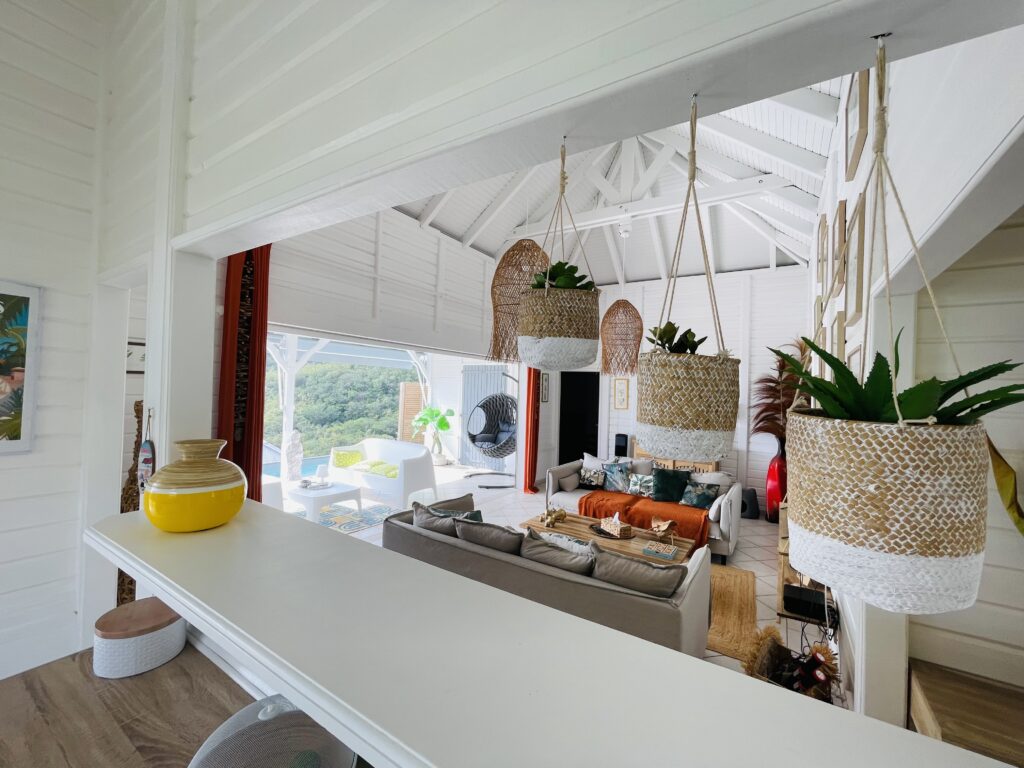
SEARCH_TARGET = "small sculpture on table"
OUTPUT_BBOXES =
[649,516,677,541]
[543,509,566,528]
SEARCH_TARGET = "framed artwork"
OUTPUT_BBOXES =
[831,200,847,299]
[830,311,846,372]
[540,372,549,403]
[0,281,41,454]
[613,378,629,410]
[126,340,146,375]
[844,193,866,325]
[816,214,828,287]
[845,70,869,181]
[846,344,863,380]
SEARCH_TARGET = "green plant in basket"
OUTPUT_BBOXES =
[646,322,708,354]
[531,261,594,291]
[769,333,1024,425]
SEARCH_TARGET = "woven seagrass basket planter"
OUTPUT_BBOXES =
[517,288,599,371]
[786,410,988,614]
[635,351,740,461]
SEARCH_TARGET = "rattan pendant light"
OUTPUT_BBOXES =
[516,143,600,371]
[600,299,643,375]
[635,97,740,462]
[487,239,550,362]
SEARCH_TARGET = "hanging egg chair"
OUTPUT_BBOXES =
[600,299,643,375]
[467,392,518,459]
[516,144,600,371]
[635,97,740,462]
[488,239,550,363]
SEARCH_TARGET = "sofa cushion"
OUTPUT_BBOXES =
[630,459,655,476]
[681,481,720,510]
[537,530,592,557]
[332,450,362,468]
[627,472,654,498]
[582,452,606,472]
[411,501,480,536]
[579,467,605,489]
[558,474,580,493]
[691,471,733,497]
[454,518,524,555]
[548,489,591,514]
[652,467,690,502]
[431,493,476,513]
[590,541,687,598]
[602,462,630,493]
[522,530,594,575]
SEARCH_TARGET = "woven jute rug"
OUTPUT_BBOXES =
[708,565,759,660]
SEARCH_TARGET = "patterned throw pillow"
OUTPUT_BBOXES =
[681,481,720,510]
[602,462,631,493]
[579,467,605,489]
[627,472,654,498]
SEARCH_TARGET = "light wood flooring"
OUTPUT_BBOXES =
[0,644,252,767]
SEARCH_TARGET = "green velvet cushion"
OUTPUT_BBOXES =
[652,468,691,502]
[681,481,720,510]
[332,450,362,468]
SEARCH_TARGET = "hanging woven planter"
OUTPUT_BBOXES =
[600,299,643,375]
[634,97,741,461]
[488,239,550,362]
[786,410,987,613]
[517,287,600,370]
[636,352,740,460]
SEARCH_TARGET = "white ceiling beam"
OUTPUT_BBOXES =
[643,130,760,181]
[724,203,809,264]
[462,166,537,248]
[633,148,669,280]
[602,226,626,287]
[512,174,790,238]
[647,214,669,281]
[766,88,840,130]
[699,114,827,181]
[586,164,620,202]
[526,143,616,231]
[769,186,820,220]
[568,147,623,267]
[736,197,814,240]
[633,142,676,199]
[701,206,717,276]
[419,190,453,228]
[618,137,637,202]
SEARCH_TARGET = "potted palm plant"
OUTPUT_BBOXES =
[411,406,455,466]
[771,336,1022,614]
[750,340,806,522]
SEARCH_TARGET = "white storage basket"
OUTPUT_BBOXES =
[93,596,186,679]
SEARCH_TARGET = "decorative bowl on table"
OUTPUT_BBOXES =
[143,439,246,532]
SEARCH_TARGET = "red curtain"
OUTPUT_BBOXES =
[522,367,541,494]
[217,244,271,501]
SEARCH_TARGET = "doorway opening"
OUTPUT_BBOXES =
[558,371,599,465]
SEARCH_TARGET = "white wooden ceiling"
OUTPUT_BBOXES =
[393,79,843,285]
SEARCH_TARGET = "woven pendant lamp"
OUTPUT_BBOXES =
[635,97,740,462]
[600,299,643,375]
[487,239,550,362]
[516,143,600,371]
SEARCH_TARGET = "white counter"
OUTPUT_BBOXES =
[85,501,1002,767]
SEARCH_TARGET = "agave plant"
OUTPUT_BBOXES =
[646,322,707,354]
[751,339,807,440]
[770,334,1024,425]
[531,261,594,291]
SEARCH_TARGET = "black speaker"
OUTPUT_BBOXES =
[614,433,629,457]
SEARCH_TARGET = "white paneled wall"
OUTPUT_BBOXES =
[269,210,493,356]
[597,266,809,507]
[98,0,166,274]
[910,220,1024,687]
[0,0,105,678]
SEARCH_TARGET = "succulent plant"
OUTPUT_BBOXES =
[770,333,1024,425]
[531,261,594,290]
[646,322,708,354]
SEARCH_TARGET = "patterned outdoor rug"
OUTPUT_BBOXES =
[314,503,395,534]
[707,565,759,660]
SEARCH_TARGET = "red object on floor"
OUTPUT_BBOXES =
[522,367,540,494]
[765,445,787,524]
[577,491,710,549]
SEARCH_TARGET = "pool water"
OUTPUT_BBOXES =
[261,456,330,478]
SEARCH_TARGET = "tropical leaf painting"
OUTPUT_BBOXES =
[0,287,37,450]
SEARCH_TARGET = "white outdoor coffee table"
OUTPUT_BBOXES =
[285,482,362,521]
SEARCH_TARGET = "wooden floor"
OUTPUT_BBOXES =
[0,644,253,767]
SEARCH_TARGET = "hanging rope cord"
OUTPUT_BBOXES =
[539,142,598,292]
[656,97,727,355]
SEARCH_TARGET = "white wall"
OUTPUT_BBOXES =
[594,267,809,506]
[0,0,106,678]
[909,218,1024,686]
[268,210,493,356]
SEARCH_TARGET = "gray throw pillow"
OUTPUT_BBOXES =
[431,493,476,512]
[558,474,580,492]
[590,541,687,598]
[411,501,479,536]
[630,459,655,476]
[522,529,594,575]
[454,518,524,554]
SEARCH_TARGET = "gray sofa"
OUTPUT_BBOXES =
[382,510,711,657]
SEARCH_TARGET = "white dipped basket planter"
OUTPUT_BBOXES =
[517,288,599,371]
[786,410,988,614]
[635,351,740,462]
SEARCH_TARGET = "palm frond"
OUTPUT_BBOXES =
[751,339,806,439]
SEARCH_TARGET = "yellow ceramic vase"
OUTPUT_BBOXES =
[143,439,247,532]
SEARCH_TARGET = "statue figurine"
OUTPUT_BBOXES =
[285,429,303,482]
[543,509,566,528]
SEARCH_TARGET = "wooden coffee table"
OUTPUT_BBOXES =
[520,513,696,565]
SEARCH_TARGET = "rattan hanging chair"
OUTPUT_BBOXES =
[600,299,643,375]
[467,393,518,459]
[488,240,550,363]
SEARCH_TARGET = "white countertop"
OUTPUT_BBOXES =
[85,501,1002,768]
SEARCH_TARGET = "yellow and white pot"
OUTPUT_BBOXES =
[143,439,247,532]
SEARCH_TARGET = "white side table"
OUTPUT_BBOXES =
[285,482,362,522]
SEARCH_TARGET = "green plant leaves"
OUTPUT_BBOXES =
[648,323,707,354]
[531,261,592,290]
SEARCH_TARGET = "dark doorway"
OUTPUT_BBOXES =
[558,371,599,465]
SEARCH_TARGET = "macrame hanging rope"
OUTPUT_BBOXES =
[656,96,727,355]
[539,142,598,292]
